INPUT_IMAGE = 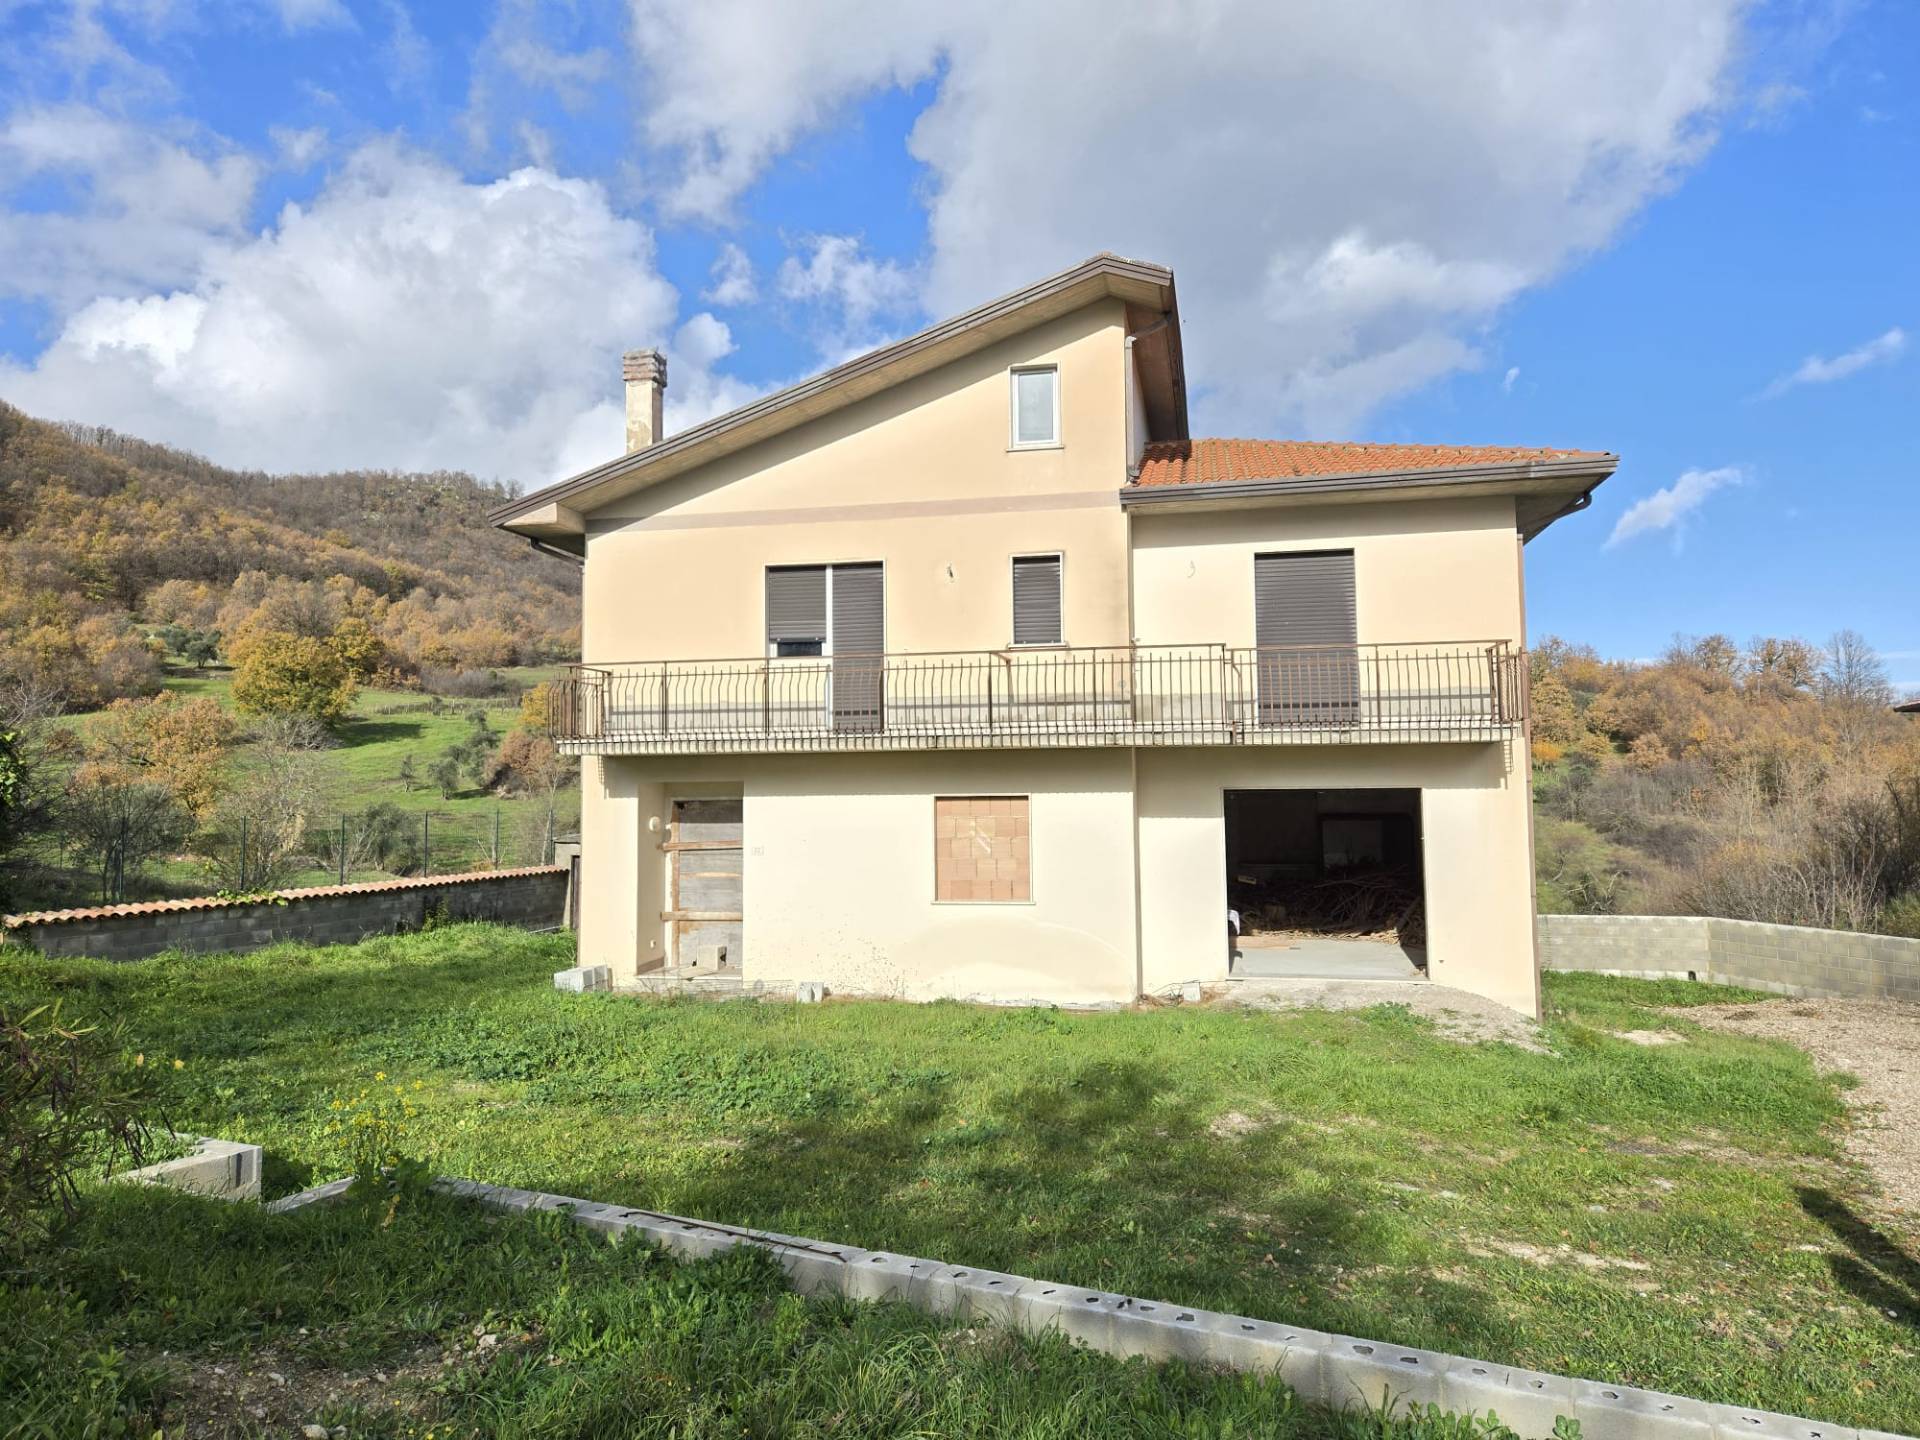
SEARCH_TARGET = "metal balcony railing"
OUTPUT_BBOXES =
[548,642,1527,754]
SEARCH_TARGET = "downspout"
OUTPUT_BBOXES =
[1521,484,1598,542]
[527,537,586,567]
[1516,528,1543,1021]
[1123,313,1173,481]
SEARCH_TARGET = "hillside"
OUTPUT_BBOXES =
[0,402,580,706]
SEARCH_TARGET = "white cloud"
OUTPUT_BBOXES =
[1606,466,1746,549]
[776,233,919,354]
[1502,366,1521,394]
[0,142,684,487]
[1759,327,1907,398]
[262,0,354,30]
[625,0,1745,436]
[0,105,262,309]
[704,241,757,306]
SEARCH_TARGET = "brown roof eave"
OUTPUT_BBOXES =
[1117,455,1619,533]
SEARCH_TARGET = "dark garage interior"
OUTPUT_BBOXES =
[1224,788,1426,976]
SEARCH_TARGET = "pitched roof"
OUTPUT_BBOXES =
[492,253,1185,545]
[1134,438,1614,488]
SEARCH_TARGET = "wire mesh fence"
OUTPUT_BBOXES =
[212,804,574,894]
[59,803,578,907]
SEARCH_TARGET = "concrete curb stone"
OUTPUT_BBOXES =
[255,1172,1910,1440]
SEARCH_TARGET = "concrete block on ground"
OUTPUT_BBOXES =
[553,964,611,992]
[794,981,827,1003]
[1180,980,1203,1003]
[1017,1282,1122,1350]
[1324,1335,1451,1416]
[924,1264,1027,1324]
[1707,1404,1859,1440]
[264,1176,354,1213]
[1572,1380,1715,1440]
[1102,1297,1225,1366]
[1204,1316,1328,1396]
[1440,1360,1576,1438]
[765,1242,856,1297]
[838,1249,937,1304]
[120,1135,262,1201]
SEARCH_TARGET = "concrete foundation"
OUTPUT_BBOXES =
[119,1135,262,1200]
[268,1173,1909,1440]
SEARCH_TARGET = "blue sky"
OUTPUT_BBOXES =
[0,0,1912,684]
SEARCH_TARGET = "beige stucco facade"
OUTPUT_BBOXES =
[506,261,1607,1020]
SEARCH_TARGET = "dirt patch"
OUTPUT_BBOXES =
[1614,1029,1686,1046]
[132,1326,530,1437]
[1208,1109,1271,1138]
[1464,1237,1660,1289]
[1673,997,1920,1224]
[1213,978,1545,1050]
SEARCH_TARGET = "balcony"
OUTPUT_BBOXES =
[549,642,1527,755]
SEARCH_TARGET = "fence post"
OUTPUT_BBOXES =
[493,806,501,868]
[339,814,349,885]
[238,816,249,892]
[422,814,431,877]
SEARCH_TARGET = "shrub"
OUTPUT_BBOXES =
[419,666,507,698]
[1878,891,1920,939]
[1,1001,153,1258]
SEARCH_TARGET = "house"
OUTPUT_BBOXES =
[492,255,1615,1017]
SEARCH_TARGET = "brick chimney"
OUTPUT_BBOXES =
[622,348,667,453]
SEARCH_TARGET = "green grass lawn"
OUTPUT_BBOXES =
[3,932,1915,1434]
[5,1187,1495,1440]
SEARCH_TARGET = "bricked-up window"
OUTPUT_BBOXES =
[934,796,1031,902]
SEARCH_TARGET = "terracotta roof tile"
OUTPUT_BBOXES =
[1134,438,1612,488]
[3,866,566,929]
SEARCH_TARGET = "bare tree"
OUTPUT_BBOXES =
[1819,629,1892,707]
[203,744,329,892]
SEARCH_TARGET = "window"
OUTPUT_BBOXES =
[766,565,827,656]
[1010,553,1063,646]
[935,796,1031,902]
[1010,366,1058,447]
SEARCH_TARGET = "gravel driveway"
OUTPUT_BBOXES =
[1678,997,1920,1224]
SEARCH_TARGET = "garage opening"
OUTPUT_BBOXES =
[1224,788,1425,979]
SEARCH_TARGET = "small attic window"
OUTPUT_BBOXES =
[1011,366,1059,448]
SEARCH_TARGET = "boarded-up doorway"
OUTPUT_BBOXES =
[666,798,743,973]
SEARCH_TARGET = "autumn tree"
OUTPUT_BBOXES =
[516,681,553,737]
[80,693,235,820]
[231,632,357,726]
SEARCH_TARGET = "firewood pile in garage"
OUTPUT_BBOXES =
[1232,868,1426,947]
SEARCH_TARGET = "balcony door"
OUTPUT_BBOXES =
[830,562,885,733]
[1254,550,1358,725]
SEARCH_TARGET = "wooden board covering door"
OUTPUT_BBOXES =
[662,798,743,971]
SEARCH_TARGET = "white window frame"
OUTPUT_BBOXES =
[1008,550,1065,648]
[1009,364,1060,450]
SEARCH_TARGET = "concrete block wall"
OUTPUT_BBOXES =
[2,867,568,963]
[1538,913,1920,1003]
[1536,914,1711,981]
